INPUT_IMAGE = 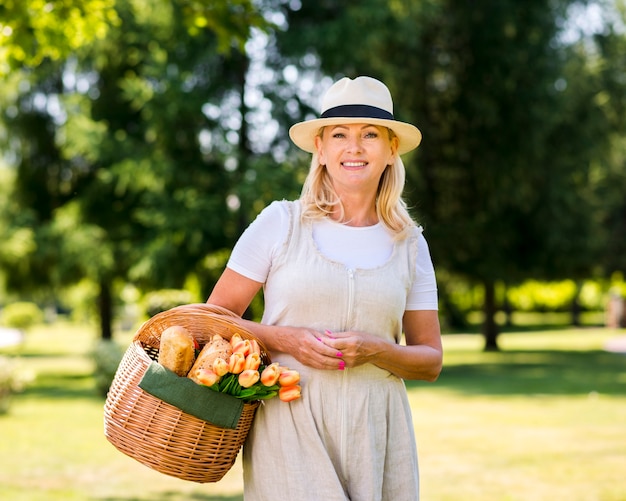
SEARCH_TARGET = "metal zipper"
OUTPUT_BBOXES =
[340,268,356,481]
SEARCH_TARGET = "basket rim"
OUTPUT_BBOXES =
[134,302,270,359]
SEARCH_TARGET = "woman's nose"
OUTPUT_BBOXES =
[346,134,363,152]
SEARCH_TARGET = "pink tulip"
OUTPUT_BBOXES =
[228,352,246,374]
[249,339,261,356]
[232,339,251,357]
[194,368,221,387]
[278,385,301,402]
[260,363,281,386]
[238,369,260,388]
[212,357,230,376]
[278,369,300,387]
[244,352,261,371]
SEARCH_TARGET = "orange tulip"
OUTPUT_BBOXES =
[230,333,243,347]
[238,369,260,388]
[228,352,246,374]
[244,352,261,371]
[260,363,281,386]
[194,368,221,387]
[278,385,301,402]
[212,357,230,376]
[278,369,300,387]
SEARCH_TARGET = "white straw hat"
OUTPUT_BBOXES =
[289,76,422,155]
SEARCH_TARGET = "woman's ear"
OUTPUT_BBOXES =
[314,134,326,165]
[388,135,399,165]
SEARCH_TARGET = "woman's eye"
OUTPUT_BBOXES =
[364,131,378,139]
[332,132,346,139]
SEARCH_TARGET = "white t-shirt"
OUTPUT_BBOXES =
[228,201,438,310]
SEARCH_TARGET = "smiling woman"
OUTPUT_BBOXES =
[206,76,442,501]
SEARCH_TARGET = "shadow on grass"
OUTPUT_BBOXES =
[406,349,626,396]
[95,493,243,501]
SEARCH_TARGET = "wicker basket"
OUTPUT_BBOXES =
[104,303,270,483]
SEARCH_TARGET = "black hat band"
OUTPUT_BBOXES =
[320,104,395,121]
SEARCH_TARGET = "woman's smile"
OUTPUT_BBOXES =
[342,160,368,169]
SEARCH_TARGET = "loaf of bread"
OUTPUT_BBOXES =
[158,325,196,376]
[188,334,232,384]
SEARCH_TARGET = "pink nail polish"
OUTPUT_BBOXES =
[338,360,345,370]
[325,329,335,339]
[336,351,343,357]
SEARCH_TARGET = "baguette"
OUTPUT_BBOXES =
[158,325,196,376]
[188,334,232,383]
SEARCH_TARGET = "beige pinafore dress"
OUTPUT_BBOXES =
[242,200,420,501]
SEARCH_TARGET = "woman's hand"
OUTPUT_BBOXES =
[277,327,347,371]
[317,329,381,370]
[321,310,443,381]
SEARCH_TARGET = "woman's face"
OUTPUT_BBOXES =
[314,123,398,195]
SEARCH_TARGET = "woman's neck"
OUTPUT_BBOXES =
[330,193,379,227]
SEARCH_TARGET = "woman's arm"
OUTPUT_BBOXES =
[323,310,443,381]
[207,268,347,370]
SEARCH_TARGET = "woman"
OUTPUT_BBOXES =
[208,76,442,501]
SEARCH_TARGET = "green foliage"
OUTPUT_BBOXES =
[0,0,120,74]
[0,301,44,330]
[507,280,578,312]
[0,0,272,75]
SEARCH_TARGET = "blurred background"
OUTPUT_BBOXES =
[0,1,625,499]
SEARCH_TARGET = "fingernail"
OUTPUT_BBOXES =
[336,351,343,357]
[338,360,345,371]
[316,337,322,342]
[325,330,335,339]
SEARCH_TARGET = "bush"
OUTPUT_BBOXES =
[507,280,578,312]
[92,340,124,397]
[0,302,44,330]
[0,355,34,414]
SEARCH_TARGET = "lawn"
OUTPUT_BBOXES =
[1,322,625,500]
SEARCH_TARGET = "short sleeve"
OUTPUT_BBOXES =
[405,231,439,310]
[226,201,291,283]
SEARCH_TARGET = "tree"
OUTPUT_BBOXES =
[0,0,282,338]
[273,0,620,349]
[591,8,626,276]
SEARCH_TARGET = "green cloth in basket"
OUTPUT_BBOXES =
[139,361,244,429]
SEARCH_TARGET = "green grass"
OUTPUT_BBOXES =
[1,323,625,500]
[410,330,626,501]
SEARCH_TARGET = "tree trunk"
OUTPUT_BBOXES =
[502,283,513,327]
[482,280,500,351]
[571,282,581,327]
[99,280,113,340]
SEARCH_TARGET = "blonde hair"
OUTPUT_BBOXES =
[299,128,416,240]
